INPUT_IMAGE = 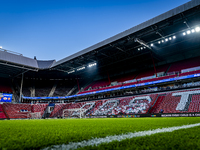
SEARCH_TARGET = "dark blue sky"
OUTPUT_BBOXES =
[0,0,190,60]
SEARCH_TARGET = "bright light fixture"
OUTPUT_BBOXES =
[77,66,85,71]
[169,37,172,40]
[151,43,153,46]
[88,63,97,67]
[195,27,200,32]
[158,41,161,44]
[144,47,146,49]
[162,40,164,43]
[183,32,186,36]
[187,30,191,34]
[165,38,168,42]
[68,70,75,74]
[191,29,195,33]
[141,47,143,50]
[173,36,176,39]
[138,48,140,51]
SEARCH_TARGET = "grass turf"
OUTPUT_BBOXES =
[0,117,200,149]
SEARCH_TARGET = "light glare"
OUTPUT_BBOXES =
[191,29,195,33]
[195,27,200,32]
[183,32,186,36]
[187,30,191,34]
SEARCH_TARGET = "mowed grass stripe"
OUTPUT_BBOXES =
[43,122,200,150]
[1,118,200,149]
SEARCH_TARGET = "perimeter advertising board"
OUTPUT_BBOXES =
[0,93,12,102]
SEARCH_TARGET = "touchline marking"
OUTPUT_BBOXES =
[42,123,200,150]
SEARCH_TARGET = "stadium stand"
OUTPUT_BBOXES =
[3,103,32,118]
[1,0,200,120]
[2,87,200,119]
[0,104,7,119]
[168,56,200,73]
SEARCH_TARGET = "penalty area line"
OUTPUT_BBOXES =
[42,122,200,150]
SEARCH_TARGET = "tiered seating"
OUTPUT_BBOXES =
[31,104,48,116]
[35,80,55,97]
[153,89,200,113]
[168,56,200,73]
[0,85,12,93]
[50,103,71,117]
[49,103,65,117]
[138,74,177,84]
[179,70,200,77]
[0,104,7,119]
[149,95,165,114]
[22,88,31,97]
[3,103,31,118]
[79,65,171,94]
[4,87,200,119]
[84,80,110,91]
[111,72,137,83]
[53,80,76,96]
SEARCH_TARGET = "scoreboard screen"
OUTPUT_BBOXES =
[0,93,12,102]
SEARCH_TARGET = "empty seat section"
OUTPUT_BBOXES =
[0,104,6,119]
[3,103,32,118]
[168,57,200,73]
[31,104,48,116]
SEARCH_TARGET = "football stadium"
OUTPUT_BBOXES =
[1,0,200,149]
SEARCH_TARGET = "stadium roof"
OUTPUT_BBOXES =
[1,0,200,79]
[52,0,200,67]
[0,49,56,78]
[48,0,200,78]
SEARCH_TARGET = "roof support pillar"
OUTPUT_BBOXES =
[19,73,24,103]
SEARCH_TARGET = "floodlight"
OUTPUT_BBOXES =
[150,43,153,46]
[165,38,168,42]
[173,36,176,39]
[68,70,75,74]
[162,40,164,43]
[77,66,85,71]
[88,62,97,67]
[138,48,140,51]
[187,30,191,34]
[191,29,195,33]
[141,47,143,50]
[144,47,146,49]
[169,37,172,40]
[158,41,161,44]
[183,32,186,36]
[195,27,200,32]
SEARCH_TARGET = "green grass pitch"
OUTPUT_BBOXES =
[1,117,200,150]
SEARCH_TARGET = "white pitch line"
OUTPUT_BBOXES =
[42,123,200,150]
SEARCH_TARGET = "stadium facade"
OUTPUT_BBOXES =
[1,0,200,119]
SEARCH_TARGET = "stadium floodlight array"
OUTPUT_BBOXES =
[138,33,177,51]
[68,70,75,74]
[157,36,176,45]
[183,27,200,36]
[77,66,85,71]
[88,63,96,67]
